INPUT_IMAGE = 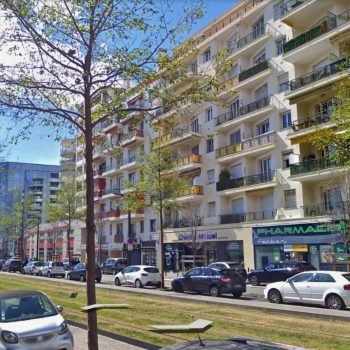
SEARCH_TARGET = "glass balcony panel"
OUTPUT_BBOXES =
[290,158,341,176]
[238,60,270,82]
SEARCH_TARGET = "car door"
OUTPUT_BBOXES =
[42,262,49,276]
[311,272,336,304]
[261,263,278,283]
[182,268,201,292]
[281,272,314,302]
[104,260,112,274]
[195,268,212,293]
[71,263,83,280]
[119,266,132,285]
[128,267,141,285]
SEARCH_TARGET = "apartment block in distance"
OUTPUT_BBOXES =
[0,162,60,258]
[152,0,349,272]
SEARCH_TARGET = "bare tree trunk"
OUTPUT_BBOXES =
[159,203,165,289]
[85,104,98,349]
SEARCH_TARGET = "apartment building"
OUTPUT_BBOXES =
[152,0,349,272]
[60,139,77,181]
[76,0,349,271]
[0,162,60,258]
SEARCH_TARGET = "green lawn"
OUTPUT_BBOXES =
[0,274,349,349]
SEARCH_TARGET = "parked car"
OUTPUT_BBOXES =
[264,271,350,310]
[207,261,248,280]
[39,261,65,278]
[101,258,127,275]
[0,290,73,350]
[248,261,316,286]
[171,267,246,298]
[66,263,102,283]
[23,261,43,275]
[114,265,161,288]
[160,338,307,350]
[2,258,22,273]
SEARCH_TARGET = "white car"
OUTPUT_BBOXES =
[0,290,73,350]
[114,265,161,288]
[264,271,350,310]
[23,261,43,275]
[39,261,66,278]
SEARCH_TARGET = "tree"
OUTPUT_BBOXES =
[121,147,190,288]
[0,2,229,348]
[47,178,84,268]
[1,189,39,261]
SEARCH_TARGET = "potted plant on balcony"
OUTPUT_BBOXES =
[219,169,230,182]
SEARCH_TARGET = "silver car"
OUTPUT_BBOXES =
[39,261,66,278]
[0,290,73,350]
[23,261,43,275]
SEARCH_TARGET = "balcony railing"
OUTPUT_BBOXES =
[290,158,341,176]
[275,0,305,19]
[99,209,121,219]
[215,95,272,128]
[216,171,275,192]
[283,10,350,54]
[288,58,347,91]
[220,210,276,224]
[176,185,203,197]
[216,76,239,94]
[152,125,201,147]
[104,162,121,172]
[239,60,270,82]
[290,112,332,132]
[171,154,202,168]
[216,132,276,159]
[235,24,266,50]
[121,155,142,166]
[164,218,202,229]
[302,201,350,217]
[103,187,122,196]
[121,129,144,143]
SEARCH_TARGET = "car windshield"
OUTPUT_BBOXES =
[52,262,63,267]
[0,294,58,323]
[34,262,43,266]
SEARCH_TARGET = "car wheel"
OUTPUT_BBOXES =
[112,269,116,275]
[268,289,283,304]
[115,277,121,286]
[232,292,242,298]
[325,294,345,310]
[250,275,260,286]
[135,279,143,288]
[209,285,220,297]
[80,274,85,282]
[173,282,183,293]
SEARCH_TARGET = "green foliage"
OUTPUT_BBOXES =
[219,169,230,182]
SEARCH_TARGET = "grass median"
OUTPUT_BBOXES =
[0,273,349,349]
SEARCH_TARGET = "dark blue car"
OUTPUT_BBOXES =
[171,267,246,298]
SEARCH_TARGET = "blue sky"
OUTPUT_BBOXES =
[1,0,238,166]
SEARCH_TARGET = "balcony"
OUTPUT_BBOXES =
[170,154,202,172]
[289,112,332,134]
[237,60,271,88]
[120,129,144,146]
[120,208,144,220]
[220,210,276,224]
[216,132,277,163]
[290,158,342,181]
[215,96,274,131]
[175,185,203,202]
[60,146,75,157]
[152,125,201,148]
[164,218,202,229]
[302,201,350,218]
[282,9,350,64]
[98,209,121,220]
[215,76,239,98]
[286,59,348,100]
[120,155,143,171]
[101,187,122,199]
[102,163,122,176]
[102,137,122,154]
[102,117,121,133]
[216,171,276,193]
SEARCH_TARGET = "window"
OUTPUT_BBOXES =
[150,219,157,232]
[290,273,314,283]
[276,36,286,55]
[140,220,144,233]
[278,73,289,92]
[191,62,198,73]
[281,111,292,129]
[230,130,241,145]
[191,118,199,132]
[253,50,266,64]
[314,273,335,283]
[110,224,113,236]
[259,158,271,174]
[204,48,211,62]
[257,120,270,135]
[129,172,136,182]
[207,139,214,153]
[282,151,293,168]
[208,202,216,217]
[255,83,268,100]
[117,223,123,235]
[192,145,199,155]
[206,108,213,122]
[230,99,240,118]
[130,223,136,236]
[207,169,215,184]
[324,187,342,210]
[252,16,264,37]
[284,189,297,209]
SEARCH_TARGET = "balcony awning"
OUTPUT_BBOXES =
[290,134,311,145]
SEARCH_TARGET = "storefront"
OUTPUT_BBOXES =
[252,222,346,270]
[141,240,157,266]
[163,226,254,272]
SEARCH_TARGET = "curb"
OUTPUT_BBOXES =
[67,319,161,350]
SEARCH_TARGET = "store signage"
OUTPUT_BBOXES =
[284,244,308,252]
[178,232,218,241]
[253,222,343,237]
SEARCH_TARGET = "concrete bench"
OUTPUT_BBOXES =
[150,319,212,333]
[81,304,130,313]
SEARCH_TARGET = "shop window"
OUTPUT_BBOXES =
[284,189,297,209]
